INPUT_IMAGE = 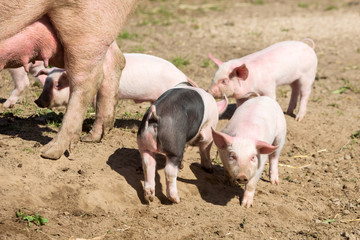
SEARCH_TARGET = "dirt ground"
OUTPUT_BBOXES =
[0,0,360,239]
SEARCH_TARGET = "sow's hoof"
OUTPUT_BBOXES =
[41,145,64,160]
[81,132,102,143]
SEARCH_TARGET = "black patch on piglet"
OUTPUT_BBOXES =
[138,88,205,164]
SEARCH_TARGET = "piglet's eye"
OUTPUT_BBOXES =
[250,156,256,162]
[229,152,237,161]
[221,79,228,85]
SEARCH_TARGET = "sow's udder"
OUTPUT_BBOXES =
[0,16,63,70]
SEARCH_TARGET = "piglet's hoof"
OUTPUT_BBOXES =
[81,132,102,143]
[41,145,64,160]
[167,191,180,204]
[144,188,155,203]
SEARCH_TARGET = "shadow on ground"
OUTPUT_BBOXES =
[177,163,243,206]
[107,147,174,205]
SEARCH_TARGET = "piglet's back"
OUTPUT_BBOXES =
[222,96,285,139]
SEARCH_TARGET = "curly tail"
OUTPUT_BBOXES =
[301,38,315,50]
[145,105,159,129]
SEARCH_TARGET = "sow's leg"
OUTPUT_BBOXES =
[41,0,134,159]
[81,41,125,142]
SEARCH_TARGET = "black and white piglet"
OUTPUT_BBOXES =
[137,83,228,203]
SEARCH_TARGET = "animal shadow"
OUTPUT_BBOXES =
[107,148,172,205]
[114,119,141,130]
[177,163,243,206]
[0,112,57,145]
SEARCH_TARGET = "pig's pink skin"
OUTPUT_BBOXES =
[3,61,45,108]
[37,53,198,108]
[212,96,286,207]
[138,85,226,203]
[118,53,190,102]
[208,40,318,121]
[0,0,135,159]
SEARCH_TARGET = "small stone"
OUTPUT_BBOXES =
[17,163,22,168]
[343,210,350,215]
[33,142,41,148]
[315,219,322,224]
[344,154,352,160]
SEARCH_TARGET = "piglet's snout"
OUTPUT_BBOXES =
[236,174,248,184]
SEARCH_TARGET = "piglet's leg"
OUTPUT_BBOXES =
[141,150,157,203]
[296,75,313,122]
[269,133,285,184]
[199,123,218,172]
[3,67,29,108]
[241,155,266,208]
[269,151,280,185]
[286,80,300,117]
[199,141,213,172]
[165,156,181,203]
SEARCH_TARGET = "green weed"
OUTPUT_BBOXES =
[36,108,63,128]
[138,6,174,26]
[298,3,309,8]
[118,31,138,40]
[332,79,352,94]
[327,103,339,108]
[36,108,54,116]
[47,121,61,128]
[122,111,144,120]
[336,110,344,116]
[201,59,211,68]
[323,219,336,223]
[333,86,350,94]
[86,105,95,118]
[252,0,264,5]
[247,31,262,37]
[281,28,291,32]
[279,89,289,98]
[1,108,24,117]
[16,208,49,227]
[350,130,360,139]
[311,97,322,103]
[325,5,337,11]
[130,45,145,53]
[171,57,190,68]
[33,81,42,88]
[22,148,34,154]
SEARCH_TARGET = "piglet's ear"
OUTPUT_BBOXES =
[255,140,279,154]
[229,64,248,81]
[35,68,51,77]
[57,72,69,89]
[211,127,234,150]
[35,74,47,86]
